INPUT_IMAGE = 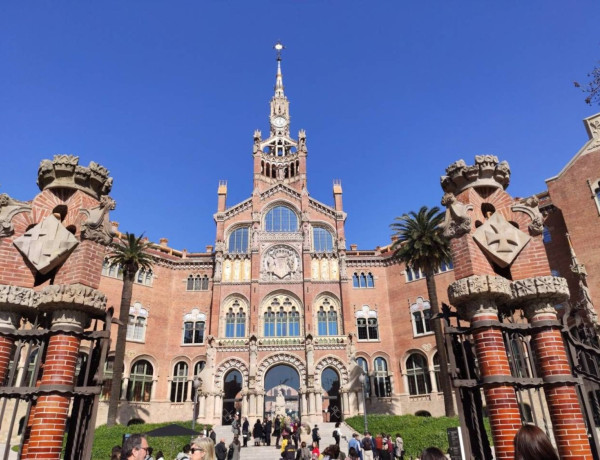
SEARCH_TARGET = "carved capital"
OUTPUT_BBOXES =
[511,276,570,305]
[0,284,37,311]
[37,283,107,318]
[448,275,512,320]
[50,308,89,332]
[0,310,22,333]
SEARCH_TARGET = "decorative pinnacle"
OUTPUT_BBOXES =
[274,41,285,61]
[274,41,285,97]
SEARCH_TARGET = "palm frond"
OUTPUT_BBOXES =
[107,232,154,275]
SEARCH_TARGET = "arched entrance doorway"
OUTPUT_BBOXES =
[321,367,342,422]
[264,364,301,420]
[222,369,243,425]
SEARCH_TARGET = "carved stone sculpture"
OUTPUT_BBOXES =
[440,193,473,238]
[511,195,544,236]
[261,245,301,281]
[0,193,32,238]
[37,283,107,317]
[13,214,79,274]
[472,212,530,267]
[441,155,511,195]
[80,195,116,245]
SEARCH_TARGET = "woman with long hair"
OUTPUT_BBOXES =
[514,425,559,460]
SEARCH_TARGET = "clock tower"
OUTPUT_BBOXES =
[253,42,307,193]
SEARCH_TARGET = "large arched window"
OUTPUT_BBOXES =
[316,297,339,336]
[313,227,334,252]
[374,357,391,397]
[224,301,246,338]
[406,353,431,395]
[263,295,301,337]
[127,360,153,402]
[183,320,205,344]
[265,206,298,232]
[170,361,188,403]
[356,357,371,397]
[229,227,249,253]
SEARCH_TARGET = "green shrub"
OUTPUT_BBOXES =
[345,415,469,458]
[92,421,211,460]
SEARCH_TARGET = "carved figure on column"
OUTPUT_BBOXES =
[305,335,315,385]
[346,332,357,363]
[80,195,117,245]
[248,336,258,378]
[253,130,262,154]
[440,193,473,239]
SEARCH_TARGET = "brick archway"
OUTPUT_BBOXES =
[255,353,306,391]
[315,355,349,387]
[214,358,249,390]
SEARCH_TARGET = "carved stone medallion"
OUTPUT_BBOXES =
[13,214,79,274]
[261,245,301,281]
[472,213,530,267]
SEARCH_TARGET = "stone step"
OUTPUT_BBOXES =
[212,422,354,460]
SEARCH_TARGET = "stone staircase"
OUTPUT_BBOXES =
[212,422,353,460]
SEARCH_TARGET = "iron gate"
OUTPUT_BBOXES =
[0,308,112,460]
[442,303,600,459]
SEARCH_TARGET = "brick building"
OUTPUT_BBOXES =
[2,54,600,434]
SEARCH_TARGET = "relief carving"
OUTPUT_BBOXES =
[472,212,530,267]
[13,214,79,274]
[511,195,544,236]
[80,195,116,245]
[261,245,301,281]
[0,193,32,238]
[37,283,107,316]
[440,193,473,238]
[0,284,37,310]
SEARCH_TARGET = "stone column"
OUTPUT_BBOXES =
[0,311,19,384]
[121,377,129,400]
[357,390,364,415]
[199,394,206,417]
[308,391,316,416]
[449,276,521,460]
[342,390,350,417]
[249,393,256,417]
[256,392,265,418]
[241,392,249,416]
[186,380,193,402]
[300,391,308,417]
[517,277,593,460]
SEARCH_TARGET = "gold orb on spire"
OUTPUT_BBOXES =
[274,41,285,60]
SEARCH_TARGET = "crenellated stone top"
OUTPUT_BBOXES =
[37,155,113,200]
[441,155,511,195]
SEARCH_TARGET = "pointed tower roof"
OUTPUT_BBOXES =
[274,42,285,98]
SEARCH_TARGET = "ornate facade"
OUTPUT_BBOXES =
[2,50,600,438]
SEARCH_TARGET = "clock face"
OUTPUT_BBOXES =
[272,116,287,128]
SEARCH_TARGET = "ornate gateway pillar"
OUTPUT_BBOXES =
[441,156,593,459]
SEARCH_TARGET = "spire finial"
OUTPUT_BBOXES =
[273,41,285,97]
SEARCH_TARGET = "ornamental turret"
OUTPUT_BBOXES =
[253,42,307,193]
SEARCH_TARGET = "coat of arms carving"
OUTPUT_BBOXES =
[262,245,301,281]
[472,212,530,268]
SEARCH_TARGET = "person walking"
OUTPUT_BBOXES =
[274,415,282,448]
[253,419,264,446]
[347,433,362,460]
[228,435,241,460]
[215,439,227,460]
[242,417,249,447]
[264,417,273,446]
[311,425,321,448]
[332,422,341,446]
[361,432,374,460]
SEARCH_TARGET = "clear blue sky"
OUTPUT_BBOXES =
[1,2,599,252]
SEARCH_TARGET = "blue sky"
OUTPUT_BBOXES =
[1,2,599,252]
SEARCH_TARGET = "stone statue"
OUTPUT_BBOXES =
[274,388,287,417]
[440,193,473,239]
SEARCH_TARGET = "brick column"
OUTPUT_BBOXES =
[0,312,19,383]
[517,277,593,460]
[449,275,521,460]
[24,309,87,460]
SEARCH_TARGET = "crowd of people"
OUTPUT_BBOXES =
[114,420,559,460]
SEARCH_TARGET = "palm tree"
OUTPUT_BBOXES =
[106,232,153,426]
[390,206,456,417]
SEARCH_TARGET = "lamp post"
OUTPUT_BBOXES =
[192,377,201,430]
[358,373,368,433]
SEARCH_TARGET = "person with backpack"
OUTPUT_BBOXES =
[361,432,374,460]
[297,441,312,460]
[311,425,321,448]
[215,439,227,460]
[332,422,341,446]
[348,433,362,460]
[227,436,240,460]
[274,415,282,448]
[283,435,297,460]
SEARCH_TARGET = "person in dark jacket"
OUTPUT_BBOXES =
[274,416,282,448]
[253,419,264,446]
[264,418,273,446]
[242,417,250,448]
[312,425,320,448]
[215,439,227,460]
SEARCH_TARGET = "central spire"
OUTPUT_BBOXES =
[274,41,285,98]
[269,41,290,137]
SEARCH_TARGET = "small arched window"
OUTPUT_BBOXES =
[101,356,114,400]
[313,227,334,252]
[353,273,360,288]
[194,361,206,377]
[229,227,249,253]
[225,301,246,338]
[187,275,209,291]
[317,298,338,336]
[127,360,153,402]
[406,354,431,395]
[170,362,188,402]
[374,357,391,397]
[265,206,298,232]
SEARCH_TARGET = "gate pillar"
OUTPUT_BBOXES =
[517,279,593,460]
[449,276,521,459]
